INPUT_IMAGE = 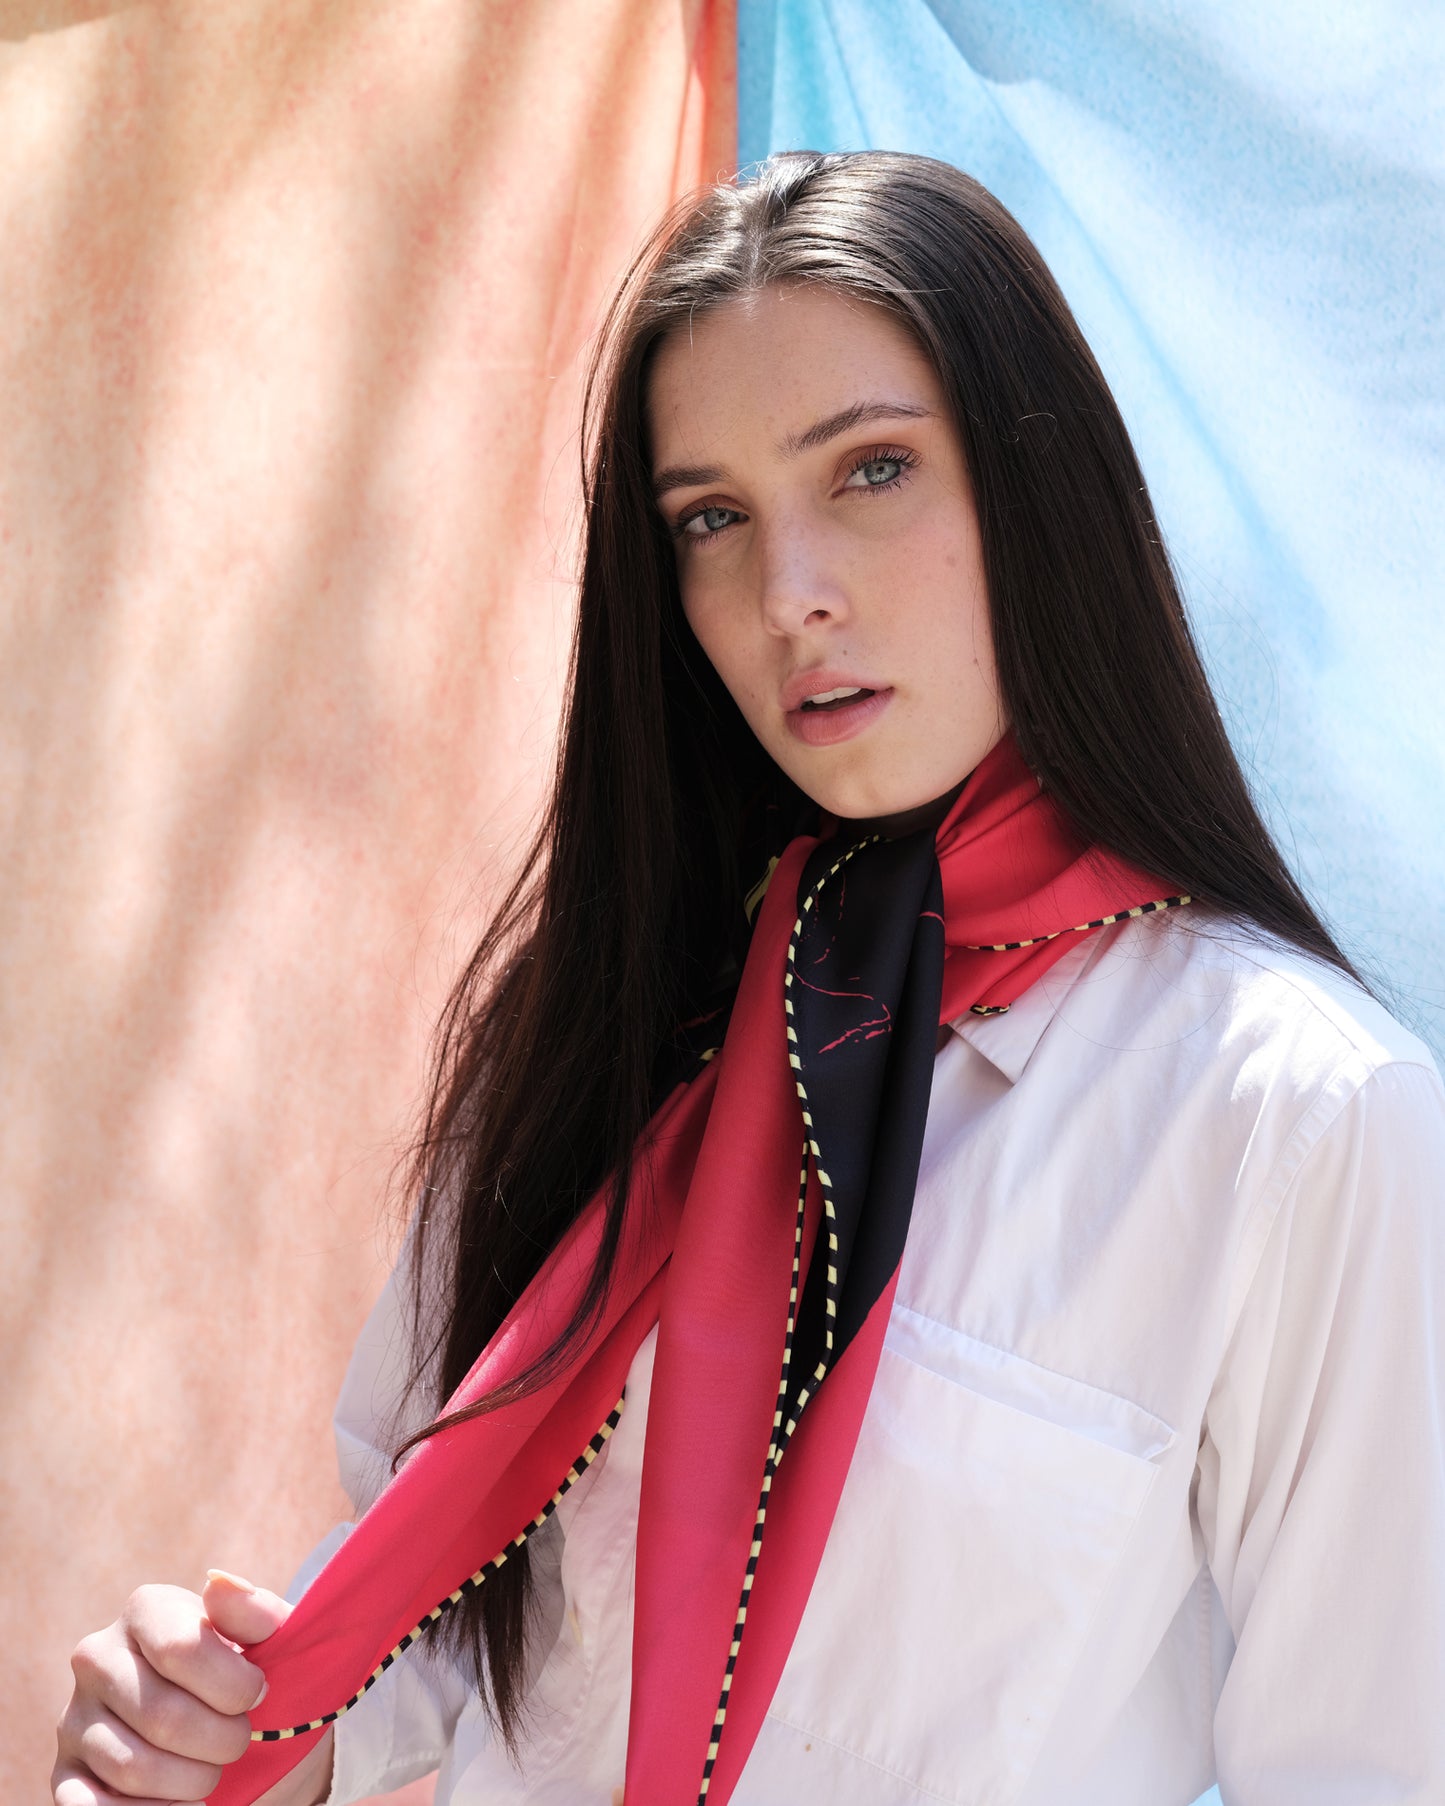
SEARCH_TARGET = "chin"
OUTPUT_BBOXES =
[794,763,977,839]
[811,777,946,821]
[794,782,887,821]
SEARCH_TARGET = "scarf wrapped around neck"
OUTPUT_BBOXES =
[214,730,1186,1806]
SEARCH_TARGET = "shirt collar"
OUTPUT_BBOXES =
[945,931,1100,1084]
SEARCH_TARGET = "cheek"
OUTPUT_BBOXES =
[682,582,755,703]
[916,536,994,671]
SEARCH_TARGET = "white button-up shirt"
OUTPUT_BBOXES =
[300,908,1445,1806]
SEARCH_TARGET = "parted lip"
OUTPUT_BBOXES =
[779,669,889,713]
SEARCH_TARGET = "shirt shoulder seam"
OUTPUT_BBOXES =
[1180,913,1436,1076]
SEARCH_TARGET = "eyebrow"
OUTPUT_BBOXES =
[651,399,934,500]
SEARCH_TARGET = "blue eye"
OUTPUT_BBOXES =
[842,446,919,493]
[677,504,742,542]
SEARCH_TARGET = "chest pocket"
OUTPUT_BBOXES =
[766,1305,1176,1806]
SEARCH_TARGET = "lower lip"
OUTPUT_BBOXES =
[785,688,893,746]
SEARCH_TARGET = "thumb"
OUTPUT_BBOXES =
[203,1568,293,1650]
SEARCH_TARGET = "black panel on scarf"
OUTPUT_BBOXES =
[787,827,946,1414]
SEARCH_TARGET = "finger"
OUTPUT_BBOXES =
[52,1760,170,1806]
[86,1635,253,1766]
[200,1569,292,1648]
[121,1585,267,1717]
[73,1700,222,1801]
[69,1629,252,1766]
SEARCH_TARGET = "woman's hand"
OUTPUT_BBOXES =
[51,1569,334,1806]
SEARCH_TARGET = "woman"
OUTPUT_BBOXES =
[53,151,1445,1806]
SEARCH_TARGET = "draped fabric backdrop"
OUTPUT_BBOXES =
[0,3,734,1798]
[5,3,1437,1803]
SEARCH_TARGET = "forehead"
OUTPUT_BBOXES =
[645,284,942,461]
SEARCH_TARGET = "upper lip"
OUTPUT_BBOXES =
[780,669,888,713]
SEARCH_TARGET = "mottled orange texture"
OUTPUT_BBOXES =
[0,2,734,1799]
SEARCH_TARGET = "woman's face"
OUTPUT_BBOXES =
[647,283,1007,834]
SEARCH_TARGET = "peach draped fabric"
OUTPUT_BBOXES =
[0,3,734,1798]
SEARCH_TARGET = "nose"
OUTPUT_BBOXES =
[756,515,851,637]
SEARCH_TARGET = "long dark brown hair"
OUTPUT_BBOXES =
[394,149,1365,1746]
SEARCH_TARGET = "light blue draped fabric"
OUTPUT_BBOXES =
[739,0,1445,1100]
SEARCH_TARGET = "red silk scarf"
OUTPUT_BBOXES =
[214,731,1184,1806]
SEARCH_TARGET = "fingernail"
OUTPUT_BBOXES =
[206,1568,256,1595]
[255,1677,269,1704]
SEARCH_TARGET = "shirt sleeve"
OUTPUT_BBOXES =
[285,1236,478,1805]
[1196,1055,1445,1803]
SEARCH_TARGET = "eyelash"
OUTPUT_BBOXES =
[671,444,921,545]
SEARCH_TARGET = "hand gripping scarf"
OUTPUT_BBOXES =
[214,731,1188,1806]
